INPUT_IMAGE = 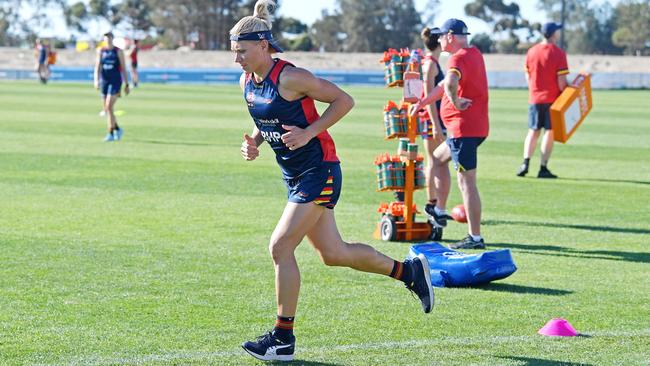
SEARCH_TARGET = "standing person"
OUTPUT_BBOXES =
[419,27,448,225]
[232,1,434,362]
[412,18,489,250]
[129,39,140,87]
[34,39,50,84]
[94,31,129,142]
[517,22,569,178]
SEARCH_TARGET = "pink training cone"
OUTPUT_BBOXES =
[538,318,579,337]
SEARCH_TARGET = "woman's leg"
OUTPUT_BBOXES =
[423,137,441,203]
[270,202,325,317]
[306,209,393,274]
[305,208,434,313]
[432,142,452,210]
[105,94,119,132]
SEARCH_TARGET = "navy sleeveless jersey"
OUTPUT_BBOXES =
[244,59,339,179]
[424,55,444,119]
[100,47,122,83]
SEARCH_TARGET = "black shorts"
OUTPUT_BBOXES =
[528,103,552,130]
[447,137,485,172]
[284,163,342,209]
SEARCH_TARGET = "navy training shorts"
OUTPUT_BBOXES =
[447,137,485,172]
[528,103,552,130]
[285,163,342,209]
[101,80,122,96]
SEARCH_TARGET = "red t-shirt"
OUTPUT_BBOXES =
[525,43,569,104]
[440,46,489,138]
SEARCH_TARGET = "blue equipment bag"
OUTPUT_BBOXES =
[407,242,517,287]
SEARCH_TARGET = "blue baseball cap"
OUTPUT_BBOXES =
[230,30,284,53]
[432,18,471,35]
[542,22,563,38]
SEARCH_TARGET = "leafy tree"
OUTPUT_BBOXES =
[338,0,421,52]
[63,1,89,33]
[119,0,152,37]
[465,0,534,54]
[310,10,344,52]
[612,0,650,55]
[470,32,495,53]
[537,0,621,54]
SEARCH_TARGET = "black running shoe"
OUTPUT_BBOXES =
[537,167,557,179]
[405,254,434,313]
[242,331,295,362]
[449,235,486,250]
[424,204,448,228]
[516,163,529,177]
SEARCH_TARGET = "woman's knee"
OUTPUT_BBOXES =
[268,236,297,263]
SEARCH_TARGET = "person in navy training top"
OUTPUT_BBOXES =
[34,38,50,84]
[232,1,434,362]
[94,31,129,142]
[419,26,449,226]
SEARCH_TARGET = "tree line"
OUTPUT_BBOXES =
[1,0,647,55]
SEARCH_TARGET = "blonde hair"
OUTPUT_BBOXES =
[230,0,276,36]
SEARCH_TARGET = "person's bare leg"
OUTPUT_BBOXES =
[105,95,118,132]
[306,209,393,274]
[524,129,541,160]
[540,129,554,166]
[423,138,438,203]
[270,202,324,317]
[457,169,481,236]
[432,142,452,210]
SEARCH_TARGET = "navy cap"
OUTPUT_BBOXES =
[432,18,471,35]
[103,31,114,38]
[542,22,563,38]
[230,30,284,53]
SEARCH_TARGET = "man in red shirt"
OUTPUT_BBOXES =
[413,18,489,250]
[517,22,569,178]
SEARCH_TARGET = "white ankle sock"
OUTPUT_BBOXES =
[470,234,482,241]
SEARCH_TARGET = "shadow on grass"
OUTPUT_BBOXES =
[476,283,573,296]
[269,361,343,366]
[561,176,650,186]
[489,242,650,264]
[496,356,593,366]
[483,219,650,235]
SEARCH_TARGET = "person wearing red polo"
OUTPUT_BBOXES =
[517,22,569,178]
[412,18,489,250]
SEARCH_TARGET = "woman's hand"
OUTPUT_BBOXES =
[281,124,315,150]
[241,133,259,161]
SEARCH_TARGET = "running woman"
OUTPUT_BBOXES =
[419,26,448,224]
[94,31,129,142]
[232,1,433,362]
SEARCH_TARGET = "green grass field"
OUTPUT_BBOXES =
[0,81,648,365]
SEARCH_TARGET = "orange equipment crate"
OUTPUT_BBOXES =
[550,73,592,143]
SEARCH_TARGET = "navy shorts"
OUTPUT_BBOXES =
[447,137,485,172]
[101,81,122,96]
[285,163,342,209]
[528,103,552,130]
